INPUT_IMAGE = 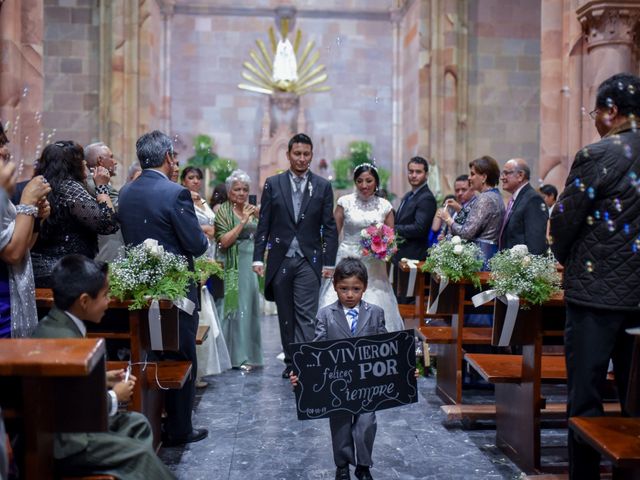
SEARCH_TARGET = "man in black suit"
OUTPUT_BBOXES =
[498,158,548,254]
[118,130,209,446]
[253,133,338,378]
[393,156,437,303]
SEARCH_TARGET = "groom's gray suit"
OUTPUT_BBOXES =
[314,300,387,467]
[253,170,338,371]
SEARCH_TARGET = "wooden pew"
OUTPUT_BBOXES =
[466,292,619,473]
[420,272,493,406]
[35,289,192,446]
[569,417,640,479]
[0,338,107,480]
[568,331,640,480]
[463,292,567,472]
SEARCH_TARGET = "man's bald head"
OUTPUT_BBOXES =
[501,157,530,194]
[85,142,117,176]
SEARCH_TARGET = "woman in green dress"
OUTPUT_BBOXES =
[214,169,263,370]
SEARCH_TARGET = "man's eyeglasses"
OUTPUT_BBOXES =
[501,170,518,177]
[588,109,599,120]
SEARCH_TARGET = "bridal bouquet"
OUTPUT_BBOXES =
[109,239,193,310]
[360,223,398,262]
[487,245,561,307]
[421,236,483,288]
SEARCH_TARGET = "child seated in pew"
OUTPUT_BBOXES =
[32,254,175,480]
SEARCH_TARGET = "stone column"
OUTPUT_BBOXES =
[577,0,640,144]
[0,0,44,177]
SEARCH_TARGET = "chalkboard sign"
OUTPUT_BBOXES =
[291,330,418,420]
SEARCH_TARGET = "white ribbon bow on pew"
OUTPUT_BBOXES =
[148,297,196,351]
[471,290,520,346]
[427,275,449,315]
[400,258,420,298]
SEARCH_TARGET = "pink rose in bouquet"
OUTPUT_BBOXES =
[360,223,398,261]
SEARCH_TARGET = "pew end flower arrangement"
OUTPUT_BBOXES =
[109,239,222,311]
[487,245,561,308]
[421,235,483,288]
[360,223,398,262]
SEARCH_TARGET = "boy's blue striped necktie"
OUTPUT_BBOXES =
[346,308,358,335]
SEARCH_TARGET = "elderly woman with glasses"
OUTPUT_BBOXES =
[214,169,263,371]
[0,122,52,337]
[30,141,119,287]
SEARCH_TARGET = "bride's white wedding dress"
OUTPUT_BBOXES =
[318,193,405,332]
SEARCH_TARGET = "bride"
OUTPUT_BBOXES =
[318,163,405,332]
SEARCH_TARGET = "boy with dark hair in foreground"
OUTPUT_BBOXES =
[32,254,175,479]
[292,257,387,480]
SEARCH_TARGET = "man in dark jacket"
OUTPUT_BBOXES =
[119,130,209,446]
[550,72,640,480]
[392,156,437,303]
[498,158,548,254]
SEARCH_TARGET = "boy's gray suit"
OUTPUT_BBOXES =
[314,300,387,468]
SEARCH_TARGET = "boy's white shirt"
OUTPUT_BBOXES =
[65,310,118,416]
[340,302,360,330]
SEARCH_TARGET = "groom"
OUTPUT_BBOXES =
[253,133,338,378]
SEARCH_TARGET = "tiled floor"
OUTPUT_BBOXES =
[159,315,568,479]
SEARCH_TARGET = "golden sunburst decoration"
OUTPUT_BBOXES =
[238,20,330,96]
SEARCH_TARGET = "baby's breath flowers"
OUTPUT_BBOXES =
[421,236,483,288]
[109,239,193,310]
[488,244,561,307]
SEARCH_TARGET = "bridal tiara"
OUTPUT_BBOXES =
[355,162,378,172]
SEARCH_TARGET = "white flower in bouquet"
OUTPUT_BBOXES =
[451,235,462,245]
[453,244,464,255]
[510,244,529,256]
[143,238,165,257]
[521,255,531,266]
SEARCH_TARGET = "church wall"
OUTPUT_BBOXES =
[169,12,393,190]
[42,0,99,146]
[139,0,165,134]
[467,0,542,179]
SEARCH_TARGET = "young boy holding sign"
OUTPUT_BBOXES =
[291,257,386,480]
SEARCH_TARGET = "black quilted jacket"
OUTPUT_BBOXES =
[550,125,640,311]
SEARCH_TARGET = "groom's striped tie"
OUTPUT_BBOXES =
[346,308,358,335]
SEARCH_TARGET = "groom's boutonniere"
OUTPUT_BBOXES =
[308,182,313,197]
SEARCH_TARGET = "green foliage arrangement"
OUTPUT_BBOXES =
[421,236,483,288]
[110,241,225,311]
[193,256,224,284]
[488,245,561,307]
[331,140,392,198]
[186,134,238,186]
[109,240,193,310]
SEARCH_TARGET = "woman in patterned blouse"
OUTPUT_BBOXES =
[31,141,119,287]
[438,155,505,268]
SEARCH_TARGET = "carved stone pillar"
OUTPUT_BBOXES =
[0,0,44,178]
[99,0,140,189]
[577,1,640,144]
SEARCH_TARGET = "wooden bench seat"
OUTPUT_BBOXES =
[419,325,493,345]
[464,353,567,383]
[107,361,192,390]
[570,417,640,470]
[196,325,210,345]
